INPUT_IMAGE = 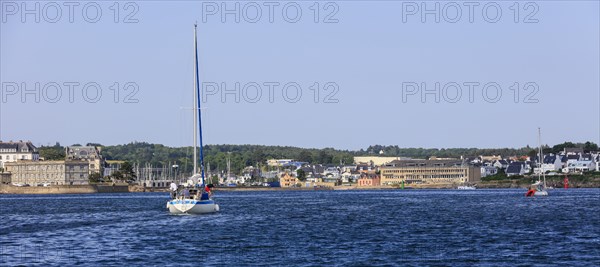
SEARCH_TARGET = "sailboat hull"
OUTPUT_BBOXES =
[534,190,548,196]
[167,199,219,214]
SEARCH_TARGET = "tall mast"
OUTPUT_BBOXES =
[194,24,206,185]
[193,25,198,176]
[227,152,231,181]
[539,127,546,187]
[538,127,544,181]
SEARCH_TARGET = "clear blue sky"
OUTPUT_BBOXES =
[1,1,598,150]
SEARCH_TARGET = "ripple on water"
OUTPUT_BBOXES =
[1,189,599,266]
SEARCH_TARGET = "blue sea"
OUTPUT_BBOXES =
[1,189,599,266]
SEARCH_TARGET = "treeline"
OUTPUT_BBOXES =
[39,142,355,175]
[38,141,598,175]
[364,142,599,158]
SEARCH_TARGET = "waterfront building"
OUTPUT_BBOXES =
[4,160,89,185]
[542,154,562,172]
[493,160,509,169]
[66,146,104,175]
[279,172,298,187]
[356,163,376,174]
[480,166,498,177]
[565,160,596,173]
[261,170,279,179]
[506,162,529,176]
[322,166,340,178]
[357,174,380,187]
[0,141,39,168]
[380,160,480,185]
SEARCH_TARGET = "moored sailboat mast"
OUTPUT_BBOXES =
[194,24,206,186]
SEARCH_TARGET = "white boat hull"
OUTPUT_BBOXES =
[167,199,219,214]
[457,186,476,190]
[534,190,548,196]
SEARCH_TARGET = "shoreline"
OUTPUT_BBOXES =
[0,184,129,194]
[2,182,600,194]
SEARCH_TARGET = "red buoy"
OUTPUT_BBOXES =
[564,175,569,189]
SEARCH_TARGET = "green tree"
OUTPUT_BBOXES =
[39,146,65,160]
[89,173,103,183]
[297,150,313,163]
[111,171,123,181]
[527,149,538,159]
[296,169,306,181]
[86,143,103,147]
[317,151,333,164]
[210,175,219,185]
[584,141,599,151]
[119,162,136,181]
[552,142,576,153]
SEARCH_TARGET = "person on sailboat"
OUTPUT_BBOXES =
[170,182,178,199]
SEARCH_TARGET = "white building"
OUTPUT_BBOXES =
[545,155,562,171]
[66,146,103,174]
[480,166,498,177]
[322,167,340,179]
[266,159,294,167]
[0,141,39,168]
[566,161,596,173]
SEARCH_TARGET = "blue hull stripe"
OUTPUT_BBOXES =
[169,200,215,205]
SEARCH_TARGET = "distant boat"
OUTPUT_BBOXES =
[526,128,548,197]
[167,24,219,214]
[457,185,476,190]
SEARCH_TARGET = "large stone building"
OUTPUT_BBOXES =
[0,141,39,168]
[66,146,103,174]
[4,160,89,185]
[354,156,408,166]
[380,160,480,185]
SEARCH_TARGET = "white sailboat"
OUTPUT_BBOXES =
[526,127,548,197]
[167,24,220,214]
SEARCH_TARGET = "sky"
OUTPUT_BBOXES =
[1,0,599,150]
